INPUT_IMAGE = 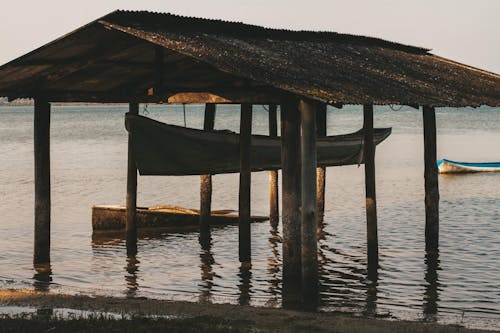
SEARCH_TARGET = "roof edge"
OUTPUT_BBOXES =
[102,10,430,55]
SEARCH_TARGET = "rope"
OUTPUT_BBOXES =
[357,135,365,168]
[142,104,149,115]
[389,104,403,111]
[182,103,187,127]
[263,105,269,112]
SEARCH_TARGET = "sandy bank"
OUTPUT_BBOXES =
[0,289,496,333]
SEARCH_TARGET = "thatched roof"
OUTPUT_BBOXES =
[0,10,499,106]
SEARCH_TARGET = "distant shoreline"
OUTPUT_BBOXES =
[0,289,494,333]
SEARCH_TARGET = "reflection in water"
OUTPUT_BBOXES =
[316,212,330,309]
[36,307,54,317]
[125,255,140,298]
[87,215,445,325]
[423,250,440,322]
[317,211,379,315]
[266,220,281,307]
[33,263,52,292]
[364,281,378,316]
[198,229,216,303]
[238,262,252,306]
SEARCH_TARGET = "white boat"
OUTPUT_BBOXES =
[437,159,500,174]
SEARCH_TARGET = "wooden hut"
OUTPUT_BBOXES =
[0,10,499,308]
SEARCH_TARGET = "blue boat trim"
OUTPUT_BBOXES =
[437,158,500,168]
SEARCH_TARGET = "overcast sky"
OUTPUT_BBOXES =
[0,0,498,73]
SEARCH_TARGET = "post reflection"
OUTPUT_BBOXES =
[198,229,216,303]
[364,281,378,316]
[238,262,252,306]
[36,307,54,317]
[316,211,329,309]
[124,255,140,298]
[317,211,379,313]
[423,250,440,321]
[266,218,281,307]
[33,263,52,292]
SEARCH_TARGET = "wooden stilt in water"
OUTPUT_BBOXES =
[200,103,216,233]
[239,103,252,262]
[268,104,279,225]
[281,100,302,307]
[299,99,318,308]
[363,104,378,280]
[34,98,51,265]
[423,105,439,252]
[316,104,327,225]
[126,102,139,256]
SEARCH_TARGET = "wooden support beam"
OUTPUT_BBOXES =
[200,103,216,233]
[6,28,141,93]
[268,104,279,225]
[423,105,439,251]
[239,103,253,262]
[281,100,302,307]
[316,104,327,225]
[363,104,378,281]
[126,102,139,256]
[299,99,319,308]
[13,89,288,104]
[34,98,51,264]
[9,59,156,67]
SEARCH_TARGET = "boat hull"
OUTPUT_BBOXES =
[92,205,268,232]
[437,159,500,173]
[126,114,392,176]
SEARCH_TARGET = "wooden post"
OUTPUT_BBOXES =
[239,103,252,262]
[33,263,52,292]
[126,102,139,256]
[423,105,439,251]
[281,100,302,307]
[238,263,252,305]
[200,103,216,232]
[300,99,318,308]
[423,250,440,318]
[316,104,327,224]
[268,104,279,225]
[363,104,378,280]
[34,98,51,265]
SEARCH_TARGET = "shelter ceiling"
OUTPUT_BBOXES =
[0,10,499,106]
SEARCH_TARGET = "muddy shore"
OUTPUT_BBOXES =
[0,289,496,332]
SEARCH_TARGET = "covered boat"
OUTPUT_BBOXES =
[437,158,500,174]
[125,114,392,176]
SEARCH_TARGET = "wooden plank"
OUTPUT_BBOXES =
[200,103,216,232]
[268,104,279,225]
[316,104,327,225]
[239,103,252,262]
[92,205,269,232]
[299,99,318,309]
[363,104,378,280]
[34,98,51,264]
[281,100,302,308]
[423,105,439,251]
[126,102,139,256]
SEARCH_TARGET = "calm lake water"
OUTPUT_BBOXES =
[0,104,499,329]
